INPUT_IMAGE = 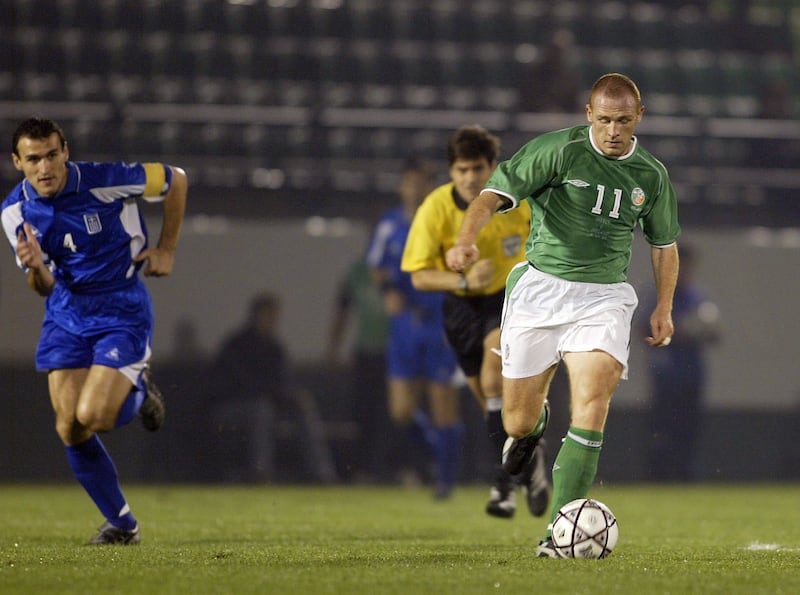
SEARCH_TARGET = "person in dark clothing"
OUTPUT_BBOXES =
[206,292,336,483]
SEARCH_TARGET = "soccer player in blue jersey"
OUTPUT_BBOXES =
[447,74,681,557]
[366,161,463,500]
[2,117,188,545]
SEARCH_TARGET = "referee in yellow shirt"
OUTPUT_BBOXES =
[401,125,550,519]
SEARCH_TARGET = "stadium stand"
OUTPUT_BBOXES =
[2,0,798,224]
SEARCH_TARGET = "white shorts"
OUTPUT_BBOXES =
[500,264,639,380]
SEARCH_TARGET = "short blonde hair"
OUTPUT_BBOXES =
[589,73,642,108]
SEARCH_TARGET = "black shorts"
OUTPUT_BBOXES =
[442,290,504,377]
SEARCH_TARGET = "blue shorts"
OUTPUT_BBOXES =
[387,311,458,384]
[36,281,154,383]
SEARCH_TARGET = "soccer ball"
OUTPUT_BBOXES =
[550,498,619,559]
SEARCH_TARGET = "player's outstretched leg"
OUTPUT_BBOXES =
[485,466,516,518]
[66,434,140,545]
[502,400,550,475]
[520,439,551,517]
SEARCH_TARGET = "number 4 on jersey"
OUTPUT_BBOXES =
[63,233,77,252]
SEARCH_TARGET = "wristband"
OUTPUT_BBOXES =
[457,274,469,291]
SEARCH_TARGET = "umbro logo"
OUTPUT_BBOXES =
[566,179,591,188]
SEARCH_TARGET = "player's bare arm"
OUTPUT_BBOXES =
[17,222,54,296]
[445,191,504,272]
[135,166,188,277]
[411,258,495,293]
[647,243,679,347]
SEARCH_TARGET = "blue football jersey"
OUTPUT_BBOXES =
[366,206,444,322]
[2,160,170,293]
[2,160,173,343]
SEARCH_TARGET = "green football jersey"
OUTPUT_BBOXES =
[485,125,681,283]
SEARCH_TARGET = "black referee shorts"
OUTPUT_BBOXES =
[442,290,504,377]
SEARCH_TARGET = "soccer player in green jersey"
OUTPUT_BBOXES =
[446,73,681,557]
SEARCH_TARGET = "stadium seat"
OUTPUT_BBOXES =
[346,0,394,39]
[234,79,276,107]
[429,1,473,43]
[675,49,721,98]
[277,80,315,108]
[392,40,442,87]
[69,117,121,157]
[86,29,129,76]
[121,120,164,157]
[628,2,671,50]
[470,0,516,44]
[390,3,435,41]
[0,71,15,101]
[17,71,61,101]
[320,82,358,108]
[360,83,401,109]
[509,1,553,45]
[266,37,319,81]
[65,74,109,102]
[149,75,193,104]
[442,86,480,111]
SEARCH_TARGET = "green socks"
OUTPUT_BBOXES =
[545,426,603,538]
[530,403,549,439]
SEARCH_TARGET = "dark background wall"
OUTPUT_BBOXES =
[2,1,799,483]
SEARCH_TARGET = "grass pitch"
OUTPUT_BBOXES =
[1,483,799,594]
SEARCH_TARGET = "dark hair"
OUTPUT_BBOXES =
[589,73,642,108]
[249,292,279,320]
[12,117,67,156]
[447,125,500,166]
[402,158,435,181]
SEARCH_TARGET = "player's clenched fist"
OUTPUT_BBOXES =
[446,243,479,273]
[16,222,44,269]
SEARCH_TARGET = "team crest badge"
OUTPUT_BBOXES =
[84,213,102,234]
[631,188,645,206]
[502,235,522,257]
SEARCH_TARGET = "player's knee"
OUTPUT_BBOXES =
[390,407,414,425]
[54,417,92,446]
[75,405,115,434]
[503,413,536,439]
[571,396,611,431]
[54,418,75,445]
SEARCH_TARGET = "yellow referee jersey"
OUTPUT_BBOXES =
[401,182,531,296]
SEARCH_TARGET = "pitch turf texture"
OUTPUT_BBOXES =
[2,484,799,594]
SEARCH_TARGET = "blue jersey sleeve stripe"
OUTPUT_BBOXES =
[89,184,148,203]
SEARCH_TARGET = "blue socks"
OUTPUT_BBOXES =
[115,385,146,428]
[433,424,464,491]
[409,409,436,450]
[66,434,137,530]
[405,410,464,491]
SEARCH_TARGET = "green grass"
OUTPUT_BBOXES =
[1,483,799,594]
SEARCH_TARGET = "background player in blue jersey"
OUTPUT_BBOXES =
[640,244,720,481]
[2,117,188,545]
[366,161,462,500]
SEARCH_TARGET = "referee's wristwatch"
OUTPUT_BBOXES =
[457,274,469,291]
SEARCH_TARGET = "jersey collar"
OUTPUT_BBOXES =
[451,184,469,211]
[588,130,638,161]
